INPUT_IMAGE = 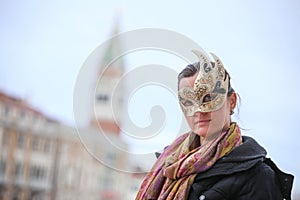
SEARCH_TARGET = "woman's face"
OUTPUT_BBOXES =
[179,73,236,141]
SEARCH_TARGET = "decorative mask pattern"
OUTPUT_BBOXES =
[179,49,229,116]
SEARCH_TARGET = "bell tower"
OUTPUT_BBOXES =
[90,21,125,136]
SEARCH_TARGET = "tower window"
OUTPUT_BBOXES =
[96,94,109,102]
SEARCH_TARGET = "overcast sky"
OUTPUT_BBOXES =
[1,0,299,195]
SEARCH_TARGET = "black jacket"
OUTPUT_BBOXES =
[188,136,294,200]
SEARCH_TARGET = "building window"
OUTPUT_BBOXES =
[4,106,10,117]
[15,162,23,179]
[2,131,10,146]
[17,134,25,149]
[44,140,51,153]
[32,115,40,130]
[30,165,38,180]
[32,137,40,151]
[11,107,17,119]
[0,159,6,175]
[30,165,46,180]
[19,110,26,119]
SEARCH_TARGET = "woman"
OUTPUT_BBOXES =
[135,49,294,200]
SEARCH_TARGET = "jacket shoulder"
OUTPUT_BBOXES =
[235,161,282,199]
[264,158,294,200]
[189,161,283,200]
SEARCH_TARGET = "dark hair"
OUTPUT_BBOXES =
[177,62,235,96]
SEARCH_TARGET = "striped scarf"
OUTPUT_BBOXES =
[136,122,242,200]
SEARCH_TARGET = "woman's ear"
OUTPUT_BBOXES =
[230,93,237,111]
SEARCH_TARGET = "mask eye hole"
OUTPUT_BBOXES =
[182,100,193,107]
[179,95,194,107]
[203,93,217,103]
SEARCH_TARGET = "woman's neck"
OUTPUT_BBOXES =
[200,133,220,146]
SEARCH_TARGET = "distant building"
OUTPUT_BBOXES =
[127,166,147,199]
[0,18,141,200]
[0,91,59,200]
[52,125,128,200]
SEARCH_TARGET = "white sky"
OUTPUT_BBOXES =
[1,0,300,196]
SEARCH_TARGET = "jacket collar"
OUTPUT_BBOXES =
[220,136,267,162]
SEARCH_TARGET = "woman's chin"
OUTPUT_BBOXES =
[193,129,208,138]
[193,127,223,141]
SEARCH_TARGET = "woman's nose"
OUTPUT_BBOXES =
[194,111,210,117]
[194,111,201,116]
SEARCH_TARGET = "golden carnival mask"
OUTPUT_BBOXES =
[179,49,229,116]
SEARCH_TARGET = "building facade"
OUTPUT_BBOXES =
[0,92,58,200]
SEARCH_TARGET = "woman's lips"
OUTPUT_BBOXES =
[194,119,211,126]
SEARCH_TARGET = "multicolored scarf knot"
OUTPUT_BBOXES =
[136,122,242,200]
